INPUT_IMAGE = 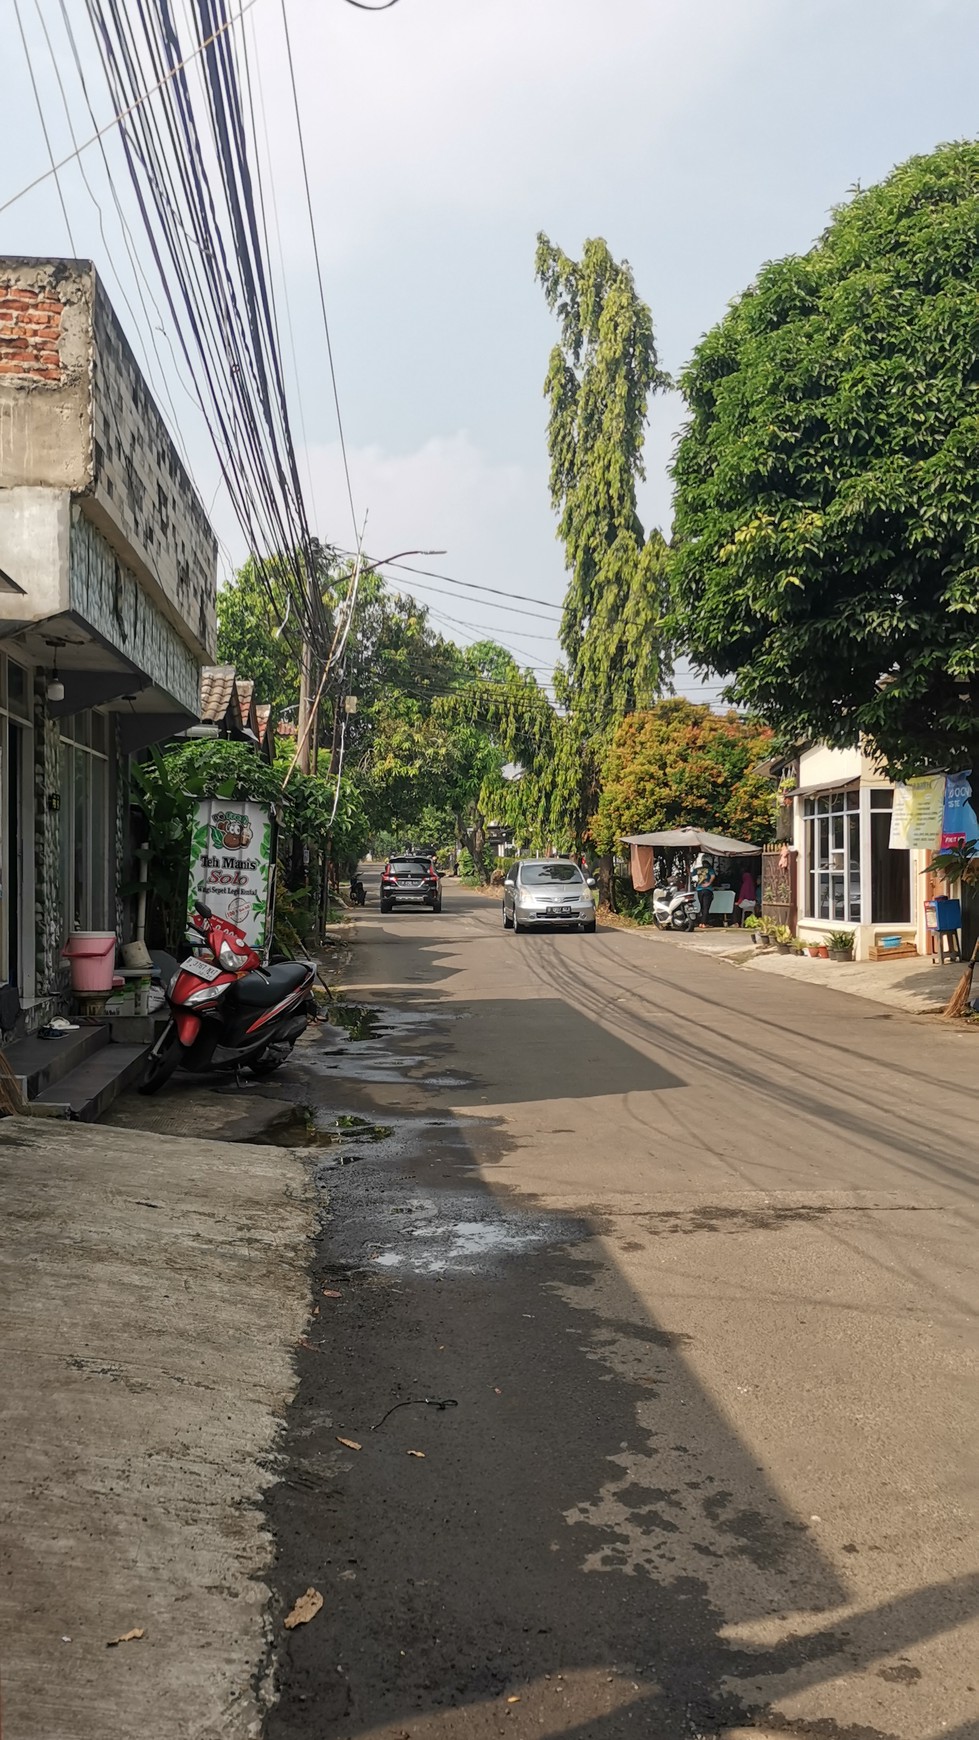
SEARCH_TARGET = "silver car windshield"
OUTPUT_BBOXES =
[519,863,584,886]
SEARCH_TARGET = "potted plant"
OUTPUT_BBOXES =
[827,929,855,962]
[773,924,793,955]
[743,914,769,948]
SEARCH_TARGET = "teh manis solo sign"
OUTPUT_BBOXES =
[187,799,274,951]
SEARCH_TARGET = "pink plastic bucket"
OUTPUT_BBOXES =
[62,931,116,993]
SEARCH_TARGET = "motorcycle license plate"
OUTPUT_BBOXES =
[180,956,222,981]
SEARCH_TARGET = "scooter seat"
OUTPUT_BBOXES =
[232,962,310,1007]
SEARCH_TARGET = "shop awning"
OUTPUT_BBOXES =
[621,827,761,854]
[791,776,861,800]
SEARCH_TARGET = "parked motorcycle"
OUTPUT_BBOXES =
[349,874,367,906]
[651,881,698,931]
[138,900,316,1094]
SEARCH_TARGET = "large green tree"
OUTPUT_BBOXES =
[536,234,672,735]
[671,142,979,779]
[592,700,775,856]
[216,555,299,715]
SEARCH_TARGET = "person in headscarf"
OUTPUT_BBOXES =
[737,868,757,924]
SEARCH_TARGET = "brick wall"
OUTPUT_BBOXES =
[0,259,216,663]
[0,285,64,384]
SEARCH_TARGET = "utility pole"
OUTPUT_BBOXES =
[284,547,445,792]
[296,552,316,776]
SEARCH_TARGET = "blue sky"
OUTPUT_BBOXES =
[2,0,977,698]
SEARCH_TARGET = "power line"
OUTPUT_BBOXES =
[44,0,206,493]
[13,0,77,251]
[424,605,559,647]
[0,0,261,218]
[381,570,565,626]
[243,2,319,522]
[343,550,563,617]
[278,0,358,544]
[380,557,564,614]
[84,0,329,655]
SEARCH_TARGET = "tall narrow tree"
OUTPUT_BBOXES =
[536,234,672,737]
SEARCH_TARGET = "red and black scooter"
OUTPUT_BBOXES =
[138,900,316,1095]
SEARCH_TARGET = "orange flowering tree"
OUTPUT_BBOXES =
[591,699,775,856]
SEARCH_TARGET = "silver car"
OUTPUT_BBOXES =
[502,859,598,934]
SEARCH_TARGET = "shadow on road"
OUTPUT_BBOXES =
[263,898,975,1739]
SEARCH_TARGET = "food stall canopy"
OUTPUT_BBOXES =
[621,827,760,855]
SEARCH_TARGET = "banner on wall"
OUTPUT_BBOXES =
[940,770,978,850]
[186,798,274,952]
[889,775,945,850]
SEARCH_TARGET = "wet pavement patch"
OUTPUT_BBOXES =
[269,1105,396,1151]
[323,999,384,1041]
[366,1198,576,1275]
[323,998,439,1043]
[314,1111,394,1143]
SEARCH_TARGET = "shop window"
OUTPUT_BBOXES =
[60,713,110,933]
[869,790,910,923]
[804,788,861,922]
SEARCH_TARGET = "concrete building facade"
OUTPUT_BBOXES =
[777,743,974,963]
[0,258,217,1030]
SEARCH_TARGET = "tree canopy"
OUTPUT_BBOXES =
[670,142,979,779]
[215,544,340,717]
[536,234,672,738]
[592,701,775,856]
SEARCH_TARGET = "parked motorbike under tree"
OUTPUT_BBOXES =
[651,882,699,931]
[139,901,316,1094]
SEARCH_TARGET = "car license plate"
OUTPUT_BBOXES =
[180,956,222,981]
[552,906,572,917]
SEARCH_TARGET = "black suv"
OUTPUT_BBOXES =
[380,857,442,914]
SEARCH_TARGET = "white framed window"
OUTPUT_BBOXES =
[0,654,35,1000]
[60,711,110,933]
[804,788,861,922]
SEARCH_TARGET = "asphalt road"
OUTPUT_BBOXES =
[265,873,978,1740]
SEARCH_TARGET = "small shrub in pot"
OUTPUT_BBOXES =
[827,930,855,962]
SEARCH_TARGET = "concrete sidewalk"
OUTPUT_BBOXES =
[676,929,966,1015]
[0,1116,314,1740]
[742,947,965,1013]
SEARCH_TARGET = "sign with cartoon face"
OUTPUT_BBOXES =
[210,810,254,852]
[187,798,273,951]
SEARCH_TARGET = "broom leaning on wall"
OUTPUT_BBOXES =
[943,937,979,1018]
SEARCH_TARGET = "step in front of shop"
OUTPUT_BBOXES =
[3,1026,151,1121]
[32,1044,148,1122]
[5,1024,109,1102]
